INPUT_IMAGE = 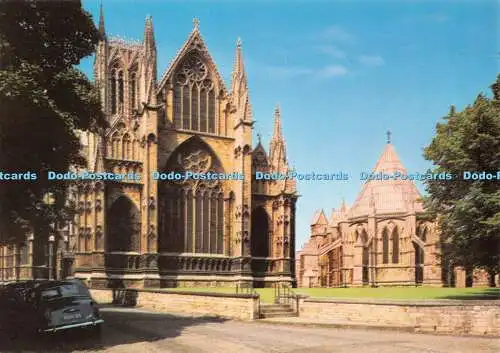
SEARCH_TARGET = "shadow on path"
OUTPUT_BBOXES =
[0,307,227,352]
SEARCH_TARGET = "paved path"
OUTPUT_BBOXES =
[0,307,498,352]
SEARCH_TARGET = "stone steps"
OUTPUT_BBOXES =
[259,304,297,319]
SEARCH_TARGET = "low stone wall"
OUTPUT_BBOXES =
[299,297,500,336]
[90,288,260,321]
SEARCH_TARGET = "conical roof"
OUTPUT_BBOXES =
[348,142,423,218]
[311,209,328,225]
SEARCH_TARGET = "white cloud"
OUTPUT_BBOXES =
[316,45,346,59]
[317,65,348,78]
[358,55,385,67]
[322,26,355,42]
[265,64,348,79]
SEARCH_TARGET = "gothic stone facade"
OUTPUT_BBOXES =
[0,15,298,288]
[296,141,443,287]
[73,15,298,288]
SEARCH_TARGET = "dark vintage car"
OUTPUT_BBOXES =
[0,280,103,337]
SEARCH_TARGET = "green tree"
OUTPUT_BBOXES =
[0,0,107,244]
[424,77,500,283]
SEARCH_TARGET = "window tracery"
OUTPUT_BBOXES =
[160,141,225,254]
[173,53,217,133]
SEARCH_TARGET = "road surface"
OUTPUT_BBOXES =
[0,306,498,352]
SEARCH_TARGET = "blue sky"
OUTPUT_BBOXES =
[80,0,498,249]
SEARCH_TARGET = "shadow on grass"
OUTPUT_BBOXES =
[441,288,500,300]
[0,307,228,352]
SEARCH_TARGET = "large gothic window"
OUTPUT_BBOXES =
[251,207,270,257]
[173,53,217,133]
[159,138,225,254]
[106,196,140,252]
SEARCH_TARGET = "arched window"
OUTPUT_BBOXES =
[118,71,124,112]
[392,227,399,263]
[111,132,120,159]
[129,71,137,111]
[159,138,226,254]
[382,227,389,264]
[172,53,217,133]
[122,134,131,159]
[110,69,117,114]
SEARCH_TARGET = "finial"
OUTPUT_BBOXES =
[257,133,262,144]
[98,0,105,36]
[193,17,200,30]
[386,130,392,144]
[236,37,242,48]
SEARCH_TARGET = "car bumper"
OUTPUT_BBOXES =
[42,319,104,333]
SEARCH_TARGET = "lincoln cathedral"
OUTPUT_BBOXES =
[0,11,298,288]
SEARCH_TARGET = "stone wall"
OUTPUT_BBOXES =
[90,288,260,321]
[299,297,500,336]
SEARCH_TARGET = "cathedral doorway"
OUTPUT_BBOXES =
[414,242,424,284]
[251,207,270,257]
[106,196,140,252]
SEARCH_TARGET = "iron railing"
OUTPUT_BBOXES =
[274,283,296,306]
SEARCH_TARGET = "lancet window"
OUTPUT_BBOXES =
[109,63,124,115]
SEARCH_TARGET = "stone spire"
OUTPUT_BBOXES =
[269,105,287,171]
[231,37,248,106]
[98,1,105,37]
[144,15,156,54]
[142,15,157,105]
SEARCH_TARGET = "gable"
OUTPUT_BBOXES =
[157,29,227,95]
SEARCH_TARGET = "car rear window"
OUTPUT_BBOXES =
[40,283,90,301]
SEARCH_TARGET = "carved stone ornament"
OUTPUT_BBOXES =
[181,54,207,82]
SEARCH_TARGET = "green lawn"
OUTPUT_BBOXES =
[164,286,499,303]
[294,287,500,300]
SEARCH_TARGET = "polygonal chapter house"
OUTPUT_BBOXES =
[296,138,443,287]
[67,12,298,288]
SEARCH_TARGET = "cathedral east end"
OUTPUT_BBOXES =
[77,15,299,288]
[0,16,298,288]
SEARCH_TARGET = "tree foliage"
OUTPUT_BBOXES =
[424,76,500,273]
[0,0,106,244]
